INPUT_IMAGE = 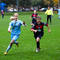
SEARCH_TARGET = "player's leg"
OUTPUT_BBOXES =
[34,32,40,52]
[2,14,4,19]
[36,37,40,49]
[3,14,4,18]
[36,37,40,52]
[4,40,15,55]
[14,34,19,47]
[47,15,49,24]
[14,41,19,47]
[4,34,15,55]
[2,14,3,19]
[6,40,14,52]
[35,32,44,52]
[50,15,51,24]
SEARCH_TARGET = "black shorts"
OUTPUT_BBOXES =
[47,15,51,20]
[34,32,44,39]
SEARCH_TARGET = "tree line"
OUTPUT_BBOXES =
[1,0,58,7]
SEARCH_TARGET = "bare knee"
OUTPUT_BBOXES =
[36,37,40,42]
[10,40,15,46]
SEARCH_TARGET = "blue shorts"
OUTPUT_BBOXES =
[11,34,20,41]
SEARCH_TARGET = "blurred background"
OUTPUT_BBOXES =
[0,0,59,12]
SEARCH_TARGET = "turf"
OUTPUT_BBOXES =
[0,12,60,60]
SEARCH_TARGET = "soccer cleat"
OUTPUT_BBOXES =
[36,48,40,53]
[4,52,8,55]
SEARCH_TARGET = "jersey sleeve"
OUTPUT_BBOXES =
[20,20,23,25]
[8,22,12,31]
[9,21,13,26]
[50,10,53,15]
[43,23,48,26]
[31,13,33,17]
[31,25,35,29]
[41,22,48,26]
[45,10,48,14]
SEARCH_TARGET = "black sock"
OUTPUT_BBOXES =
[37,42,40,48]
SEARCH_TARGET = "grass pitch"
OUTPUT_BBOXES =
[0,12,60,60]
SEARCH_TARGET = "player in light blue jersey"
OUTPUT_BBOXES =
[4,13,25,55]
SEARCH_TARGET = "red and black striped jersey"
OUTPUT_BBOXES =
[32,13,38,18]
[31,22,48,32]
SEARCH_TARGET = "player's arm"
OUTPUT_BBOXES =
[51,10,53,15]
[20,20,27,26]
[45,10,48,14]
[47,25,51,32]
[23,21,26,25]
[8,26,11,32]
[31,26,37,33]
[30,13,34,19]
[8,22,12,32]
[31,22,35,26]
[23,21,27,26]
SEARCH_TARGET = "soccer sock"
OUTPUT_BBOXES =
[14,41,18,45]
[37,42,40,48]
[50,18,51,24]
[6,45,11,52]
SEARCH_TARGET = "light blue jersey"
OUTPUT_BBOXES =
[9,20,23,35]
[58,9,60,15]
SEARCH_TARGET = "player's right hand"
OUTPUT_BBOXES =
[8,30,11,33]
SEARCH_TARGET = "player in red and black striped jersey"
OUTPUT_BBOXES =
[31,16,51,52]
[31,10,38,25]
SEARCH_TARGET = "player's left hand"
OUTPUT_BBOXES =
[23,21,25,25]
[23,21,27,26]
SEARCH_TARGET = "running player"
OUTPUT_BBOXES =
[4,13,25,55]
[31,16,51,52]
[31,10,38,25]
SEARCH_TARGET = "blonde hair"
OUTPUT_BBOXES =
[14,13,18,17]
[10,16,15,20]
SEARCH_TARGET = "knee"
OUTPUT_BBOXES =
[10,43,13,46]
[36,37,40,42]
[10,40,15,46]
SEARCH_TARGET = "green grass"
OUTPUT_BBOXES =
[0,12,60,60]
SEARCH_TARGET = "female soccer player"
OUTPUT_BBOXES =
[45,6,53,24]
[4,13,25,55]
[31,16,50,52]
[31,10,38,25]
